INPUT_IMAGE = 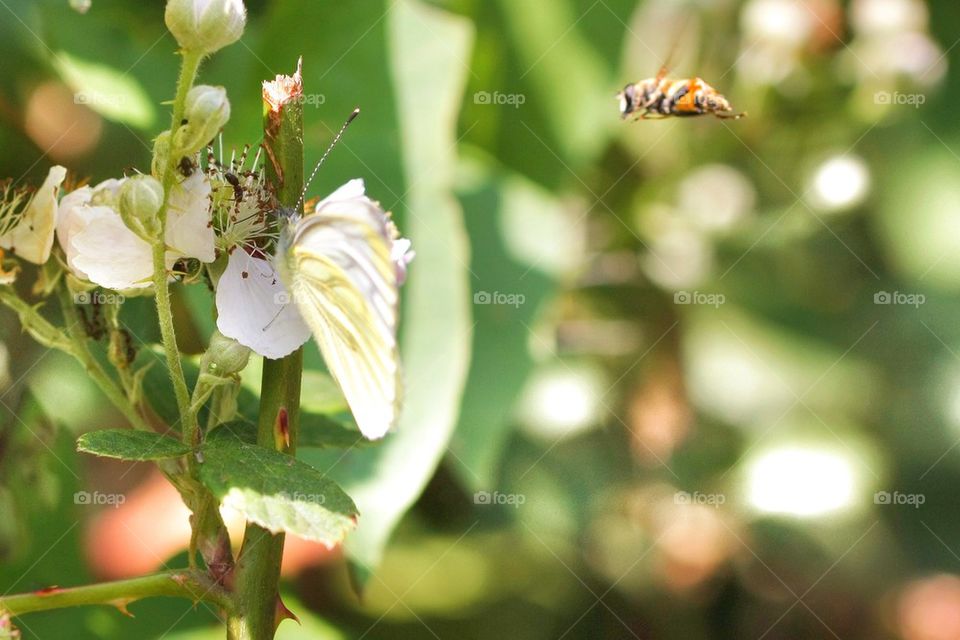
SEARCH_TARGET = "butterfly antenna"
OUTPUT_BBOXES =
[296,107,360,213]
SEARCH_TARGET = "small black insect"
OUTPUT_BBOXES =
[224,172,243,201]
[178,156,196,177]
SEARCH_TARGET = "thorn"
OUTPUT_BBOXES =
[275,596,300,629]
[276,407,290,450]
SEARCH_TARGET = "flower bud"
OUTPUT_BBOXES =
[165,0,246,55]
[201,330,251,378]
[173,85,230,156]
[119,175,164,240]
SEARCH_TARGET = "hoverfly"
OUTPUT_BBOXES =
[618,66,745,121]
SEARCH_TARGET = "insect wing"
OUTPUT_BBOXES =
[289,187,401,439]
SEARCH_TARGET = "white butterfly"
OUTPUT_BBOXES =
[278,179,409,439]
[216,179,412,440]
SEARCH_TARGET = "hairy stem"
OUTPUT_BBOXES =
[155,49,203,446]
[0,570,233,617]
[227,61,305,640]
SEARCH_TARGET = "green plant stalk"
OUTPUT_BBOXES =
[154,48,203,447]
[227,67,305,640]
[0,570,233,617]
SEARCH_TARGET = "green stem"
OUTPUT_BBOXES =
[227,64,305,640]
[55,286,154,432]
[0,570,233,617]
[154,49,203,446]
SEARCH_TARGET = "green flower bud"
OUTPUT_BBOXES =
[173,85,230,156]
[165,0,246,55]
[118,175,164,240]
[200,330,251,378]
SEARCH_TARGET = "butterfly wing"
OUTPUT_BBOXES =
[286,187,401,439]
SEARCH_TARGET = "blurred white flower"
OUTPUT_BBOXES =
[57,173,215,289]
[807,154,871,213]
[851,0,928,36]
[0,165,67,265]
[677,164,756,233]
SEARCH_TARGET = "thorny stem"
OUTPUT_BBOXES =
[0,570,234,617]
[226,60,305,640]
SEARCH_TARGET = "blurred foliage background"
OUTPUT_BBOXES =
[2,0,960,638]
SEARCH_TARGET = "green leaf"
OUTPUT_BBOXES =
[77,429,190,461]
[52,51,156,128]
[199,436,358,546]
[300,0,474,592]
[447,159,563,489]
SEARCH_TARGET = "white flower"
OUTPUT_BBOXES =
[0,165,67,265]
[215,249,310,359]
[166,171,216,262]
[57,173,215,289]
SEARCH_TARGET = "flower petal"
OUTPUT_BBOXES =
[0,165,67,264]
[70,207,155,289]
[216,250,311,359]
[165,172,215,262]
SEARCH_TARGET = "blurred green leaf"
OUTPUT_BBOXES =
[52,51,156,128]
[447,156,562,489]
[199,433,358,545]
[76,429,189,460]
[300,0,474,590]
